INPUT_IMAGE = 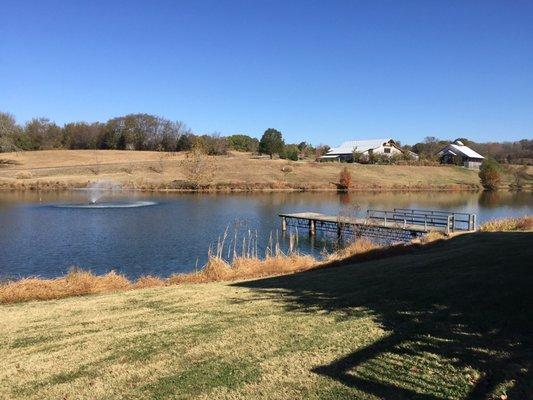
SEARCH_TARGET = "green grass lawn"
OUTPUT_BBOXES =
[1,232,532,399]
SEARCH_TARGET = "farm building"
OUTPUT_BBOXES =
[437,140,484,169]
[321,138,413,162]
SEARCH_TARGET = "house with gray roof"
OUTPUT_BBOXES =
[437,140,484,169]
[321,138,411,162]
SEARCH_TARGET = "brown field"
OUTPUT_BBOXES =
[0,149,487,191]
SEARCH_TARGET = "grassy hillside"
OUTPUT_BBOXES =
[0,149,485,191]
[1,231,531,399]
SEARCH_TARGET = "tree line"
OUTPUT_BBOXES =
[0,112,329,159]
[1,111,530,164]
[0,112,197,152]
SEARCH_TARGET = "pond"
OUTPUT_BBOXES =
[0,190,531,279]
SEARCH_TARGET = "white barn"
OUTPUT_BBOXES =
[437,140,484,169]
[321,138,410,162]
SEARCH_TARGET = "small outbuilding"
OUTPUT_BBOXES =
[321,138,411,162]
[437,140,484,169]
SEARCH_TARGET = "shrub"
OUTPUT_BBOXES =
[339,167,352,190]
[480,216,532,232]
[280,145,299,161]
[479,158,501,191]
[227,134,259,153]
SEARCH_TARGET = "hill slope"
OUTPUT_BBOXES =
[0,149,482,191]
[1,232,532,399]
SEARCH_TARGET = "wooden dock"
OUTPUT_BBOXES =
[279,208,477,243]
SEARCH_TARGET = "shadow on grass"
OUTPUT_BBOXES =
[233,232,533,399]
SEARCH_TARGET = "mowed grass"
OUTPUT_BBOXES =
[0,149,483,190]
[1,232,532,399]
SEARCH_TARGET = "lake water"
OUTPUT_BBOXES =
[0,190,531,279]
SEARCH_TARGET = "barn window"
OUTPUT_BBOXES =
[384,148,391,154]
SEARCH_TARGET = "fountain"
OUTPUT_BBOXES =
[53,181,157,209]
[87,181,122,204]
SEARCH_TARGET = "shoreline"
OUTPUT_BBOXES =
[0,181,484,192]
[2,217,531,304]
[0,235,436,304]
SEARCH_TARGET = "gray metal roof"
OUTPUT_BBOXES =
[439,144,484,159]
[326,138,394,155]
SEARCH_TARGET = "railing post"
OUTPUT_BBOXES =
[473,214,476,231]
[446,216,451,235]
[309,220,316,236]
[451,215,455,232]
[281,216,287,232]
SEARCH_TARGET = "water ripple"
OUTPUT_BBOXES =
[53,201,158,209]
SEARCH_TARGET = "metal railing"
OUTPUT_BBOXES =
[393,208,476,231]
[366,208,477,233]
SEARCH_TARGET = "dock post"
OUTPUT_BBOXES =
[446,216,451,235]
[281,217,287,232]
[309,220,316,236]
[472,214,476,231]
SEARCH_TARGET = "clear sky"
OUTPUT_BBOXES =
[1,0,532,145]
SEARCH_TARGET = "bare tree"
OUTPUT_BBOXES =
[183,147,215,188]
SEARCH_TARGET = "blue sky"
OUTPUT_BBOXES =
[1,0,532,145]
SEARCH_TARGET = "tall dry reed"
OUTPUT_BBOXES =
[479,216,532,232]
[0,268,132,304]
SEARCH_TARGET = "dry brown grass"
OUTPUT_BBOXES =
[420,230,448,243]
[232,253,316,278]
[479,215,533,232]
[0,268,131,303]
[0,149,487,191]
[132,275,166,289]
[325,238,379,261]
[0,253,318,304]
[169,253,315,284]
